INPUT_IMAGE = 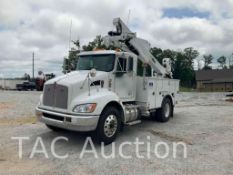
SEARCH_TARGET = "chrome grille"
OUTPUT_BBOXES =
[43,84,68,109]
[43,84,54,107]
[54,84,68,109]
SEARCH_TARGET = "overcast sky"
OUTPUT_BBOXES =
[0,0,233,78]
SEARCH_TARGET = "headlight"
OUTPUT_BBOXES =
[73,103,97,113]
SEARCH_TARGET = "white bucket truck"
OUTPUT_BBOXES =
[36,18,179,144]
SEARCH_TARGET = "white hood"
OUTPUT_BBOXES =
[45,70,108,87]
[42,70,110,111]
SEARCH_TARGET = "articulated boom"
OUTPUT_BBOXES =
[104,18,172,78]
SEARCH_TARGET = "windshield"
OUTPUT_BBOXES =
[76,54,115,72]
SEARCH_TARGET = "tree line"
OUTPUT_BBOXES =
[63,35,233,88]
[202,54,233,70]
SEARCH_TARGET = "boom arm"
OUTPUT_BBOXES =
[104,18,172,78]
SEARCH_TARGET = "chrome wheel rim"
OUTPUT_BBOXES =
[164,103,170,118]
[104,115,118,138]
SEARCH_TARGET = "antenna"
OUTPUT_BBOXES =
[77,35,80,50]
[127,9,131,26]
[228,53,233,68]
[68,19,72,51]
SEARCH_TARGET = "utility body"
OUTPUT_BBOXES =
[36,18,179,144]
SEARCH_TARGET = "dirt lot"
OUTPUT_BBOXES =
[0,90,233,175]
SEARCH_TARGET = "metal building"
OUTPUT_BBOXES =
[195,69,233,92]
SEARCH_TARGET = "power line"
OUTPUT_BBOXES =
[127,9,131,26]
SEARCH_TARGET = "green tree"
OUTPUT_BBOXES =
[62,40,81,73]
[151,48,176,64]
[163,49,176,62]
[151,47,163,63]
[217,56,226,69]
[183,47,199,66]
[151,47,199,87]
[203,54,213,70]
[82,35,107,51]
[173,48,199,87]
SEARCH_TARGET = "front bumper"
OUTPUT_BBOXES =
[35,107,99,131]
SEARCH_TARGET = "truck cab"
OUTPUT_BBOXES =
[36,50,178,144]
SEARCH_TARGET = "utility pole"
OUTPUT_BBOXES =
[229,53,233,68]
[32,52,34,80]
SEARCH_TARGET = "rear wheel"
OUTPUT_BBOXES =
[95,107,121,145]
[154,98,173,122]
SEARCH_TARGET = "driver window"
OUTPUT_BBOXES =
[116,57,127,72]
[127,57,133,71]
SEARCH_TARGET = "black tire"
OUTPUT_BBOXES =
[46,124,63,132]
[154,98,173,122]
[95,106,121,145]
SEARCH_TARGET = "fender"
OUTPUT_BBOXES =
[162,94,175,107]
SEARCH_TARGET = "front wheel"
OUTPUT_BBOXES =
[95,107,121,145]
[155,98,173,122]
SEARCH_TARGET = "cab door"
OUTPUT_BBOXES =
[114,55,136,101]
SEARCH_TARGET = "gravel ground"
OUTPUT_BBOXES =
[0,90,233,175]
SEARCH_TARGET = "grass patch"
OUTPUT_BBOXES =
[180,87,195,92]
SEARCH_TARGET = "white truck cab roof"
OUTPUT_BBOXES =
[78,50,137,58]
[78,50,117,56]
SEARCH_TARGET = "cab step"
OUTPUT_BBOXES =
[125,120,141,126]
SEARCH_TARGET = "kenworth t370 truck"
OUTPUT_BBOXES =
[36,18,179,144]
